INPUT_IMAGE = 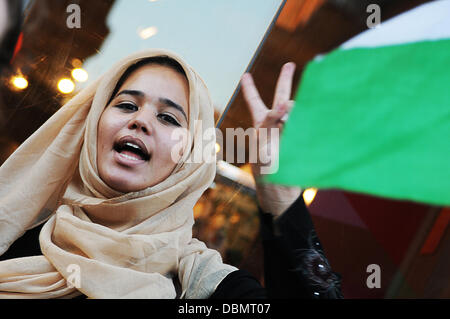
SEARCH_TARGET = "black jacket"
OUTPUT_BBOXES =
[210,195,342,299]
[0,195,342,299]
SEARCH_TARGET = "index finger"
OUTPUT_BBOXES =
[272,62,296,109]
[240,73,268,124]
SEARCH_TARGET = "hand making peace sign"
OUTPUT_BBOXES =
[240,62,301,217]
[241,62,296,133]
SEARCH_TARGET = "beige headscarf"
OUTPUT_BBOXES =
[0,49,237,298]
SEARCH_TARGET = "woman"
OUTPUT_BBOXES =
[0,49,342,298]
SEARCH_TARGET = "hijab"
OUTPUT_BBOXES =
[0,49,237,298]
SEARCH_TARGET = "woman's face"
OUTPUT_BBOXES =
[97,63,189,193]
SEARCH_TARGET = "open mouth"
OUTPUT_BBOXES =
[113,135,151,161]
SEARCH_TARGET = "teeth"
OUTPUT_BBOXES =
[125,142,141,151]
[119,153,141,161]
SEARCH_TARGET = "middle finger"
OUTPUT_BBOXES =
[272,62,296,110]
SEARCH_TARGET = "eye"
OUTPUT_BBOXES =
[115,102,138,112]
[158,113,181,127]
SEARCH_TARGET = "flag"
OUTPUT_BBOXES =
[266,0,450,206]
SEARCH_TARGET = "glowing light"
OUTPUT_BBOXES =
[71,58,83,68]
[230,214,240,224]
[212,214,225,229]
[303,188,318,206]
[215,143,221,154]
[71,68,88,82]
[11,75,28,90]
[57,78,75,94]
[138,26,158,39]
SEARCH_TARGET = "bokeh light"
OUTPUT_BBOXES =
[57,78,75,94]
[71,68,88,82]
[303,188,318,206]
[10,75,28,90]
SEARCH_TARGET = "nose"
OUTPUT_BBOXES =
[128,109,153,135]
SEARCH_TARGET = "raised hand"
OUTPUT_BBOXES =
[240,62,301,217]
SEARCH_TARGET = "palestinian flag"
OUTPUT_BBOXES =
[267,0,450,206]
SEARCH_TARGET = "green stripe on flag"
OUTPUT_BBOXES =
[266,38,450,206]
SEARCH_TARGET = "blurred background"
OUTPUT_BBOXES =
[1,0,448,298]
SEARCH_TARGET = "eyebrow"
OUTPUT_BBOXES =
[117,89,144,98]
[116,89,188,122]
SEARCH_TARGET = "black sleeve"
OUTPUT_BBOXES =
[208,269,267,299]
[211,195,343,299]
[261,195,343,299]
